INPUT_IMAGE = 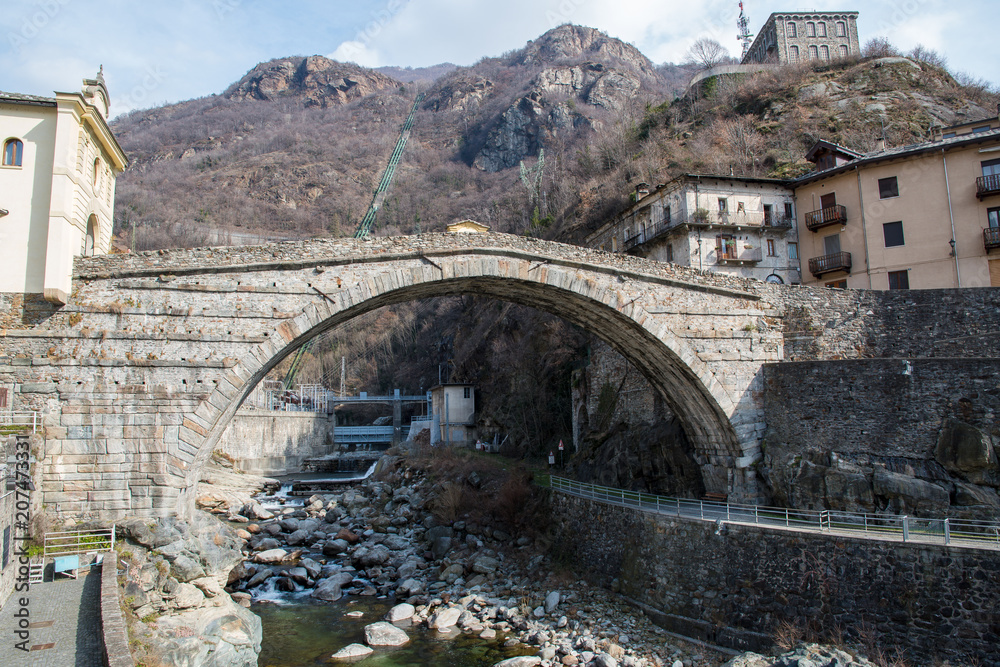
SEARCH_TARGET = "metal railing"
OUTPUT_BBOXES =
[547,476,1000,551]
[984,227,1000,250]
[0,411,40,433]
[808,251,852,277]
[43,527,116,559]
[716,240,763,263]
[976,174,1000,199]
[616,212,794,254]
[804,204,847,231]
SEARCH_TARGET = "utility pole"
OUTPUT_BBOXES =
[340,356,346,398]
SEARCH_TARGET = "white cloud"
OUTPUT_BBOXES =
[330,41,382,67]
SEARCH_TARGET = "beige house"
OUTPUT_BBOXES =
[0,69,128,304]
[430,383,476,446]
[743,11,860,65]
[587,175,801,285]
[794,120,1000,289]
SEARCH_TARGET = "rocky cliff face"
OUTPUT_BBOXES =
[226,56,400,107]
[517,24,658,79]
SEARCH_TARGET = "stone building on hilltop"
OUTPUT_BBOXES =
[0,69,127,305]
[742,11,860,65]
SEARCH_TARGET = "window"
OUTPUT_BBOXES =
[763,204,774,225]
[836,21,847,37]
[737,201,745,213]
[787,22,797,38]
[463,387,471,399]
[972,126,991,134]
[823,233,841,256]
[784,202,794,219]
[85,215,97,256]
[883,221,905,247]
[666,244,674,262]
[0,387,7,408]
[789,45,800,63]
[888,270,910,290]
[820,192,837,209]
[2,139,22,167]
[826,279,848,289]
[767,239,777,256]
[839,45,849,59]
[820,45,830,61]
[942,132,956,139]
[664,206,671,224]
[988,207,999,228]
[817,22,827,37]
[806,22,816,37]
[878,176,899,199]
[718,198,728,213]
[809,45,819,60]
[788,242,798,260]
[982,158,1000,177]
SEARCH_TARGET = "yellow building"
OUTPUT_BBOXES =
[0,69,128,304]
[795,118,1000,289]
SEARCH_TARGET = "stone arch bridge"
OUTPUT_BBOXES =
[0,232,958,521]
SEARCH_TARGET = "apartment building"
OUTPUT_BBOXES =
[795,119,1000,289]
[742,11,860,65]
[0,69,127,304]
[586,174,801,285]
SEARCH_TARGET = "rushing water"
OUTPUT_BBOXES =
[254,597,533,667]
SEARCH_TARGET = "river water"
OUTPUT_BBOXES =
[254,596,534,666]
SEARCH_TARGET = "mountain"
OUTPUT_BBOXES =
[226,56,400,107]
[377,63,458,84]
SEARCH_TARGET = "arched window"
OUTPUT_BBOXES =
[85,215,97,256]
[809,45,819,60]
[786,22,797,38]
[839,45,849,59]
[93,158,101,193]
[806,22,816,37]
[789,45,800,63]
[2,139,23,167]
[820,45,830,61]
[817,22,827,37]
[836,21,847,37]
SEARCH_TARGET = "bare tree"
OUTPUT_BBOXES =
[684,38,734,70]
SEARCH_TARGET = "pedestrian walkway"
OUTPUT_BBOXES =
[0,565,105,666]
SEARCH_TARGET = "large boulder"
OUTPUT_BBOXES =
[148,598,262,667]
[312,572,355,602]
[873,470,950,514]
[427,607,463,629]
[364,621,410,646]
[386,603,415,623]
[936,419,998,486]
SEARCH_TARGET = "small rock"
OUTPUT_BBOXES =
[331,643,373,660]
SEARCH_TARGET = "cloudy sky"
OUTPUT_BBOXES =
[2,0,997,117]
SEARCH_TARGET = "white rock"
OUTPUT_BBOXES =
[493,657,541,667]
[544,590,560,613]
[386,603,415,623]
[173,583,205,609]
[253,548,287,564]
[331,643,373,660]
[364,621,410,646]
[428,607,463,629]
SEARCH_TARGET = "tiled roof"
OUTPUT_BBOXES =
[795,127,1000,185]
[0,91,56,106]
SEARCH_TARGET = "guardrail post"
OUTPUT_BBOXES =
[902,516,909,542]
[726,503,730,523]
[785,508,789,527]
[754,506,758,525]
[700,500,704,521]
[943,519,950,546]
[676,498,681,518]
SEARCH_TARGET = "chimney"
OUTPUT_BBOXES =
[875,137,886,152]
[635,182,650,201]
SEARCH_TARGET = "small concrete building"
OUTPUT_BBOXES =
[430,383,476,446]
[794,117,1000,289]
[0,69,128,304]
[742,11,860,65]
[587,175,801,285]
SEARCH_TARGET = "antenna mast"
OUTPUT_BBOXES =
[737,1,754,60]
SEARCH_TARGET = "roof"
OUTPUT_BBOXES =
[805,140,863,163]
[765,10,859,20]
[446,219,491,233]
[795,127,1000,186]
[0,91,57,107]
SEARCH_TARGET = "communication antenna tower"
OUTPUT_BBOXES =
[737,1,754,60]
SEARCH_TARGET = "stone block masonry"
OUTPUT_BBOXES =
[214,409,335,476]
[551,493,1000,664]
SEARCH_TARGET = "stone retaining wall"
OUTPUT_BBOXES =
[551,493,1000,664]
[214,410,334,476]
[100,551,134,667]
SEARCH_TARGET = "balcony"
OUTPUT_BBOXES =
[805,205,848,232]
[808,251,852,277]
[716,240,763,265]
[985,227,1000,251]
[978,174,1000,199]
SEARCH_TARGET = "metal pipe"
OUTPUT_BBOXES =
[942,150,962,287]
[855,167,872,287]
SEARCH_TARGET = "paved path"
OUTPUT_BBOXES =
[0,566,105,666]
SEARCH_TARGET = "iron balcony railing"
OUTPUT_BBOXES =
[804,204,848,231]
[808,251,852,277]
[617,212,795,253]
[545,476,1000,551]
[985,227,1000,250]
[976,174,1000,199]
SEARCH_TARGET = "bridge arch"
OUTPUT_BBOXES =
[177,251,743,513]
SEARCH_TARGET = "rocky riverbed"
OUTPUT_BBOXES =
[116,453,886,667]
